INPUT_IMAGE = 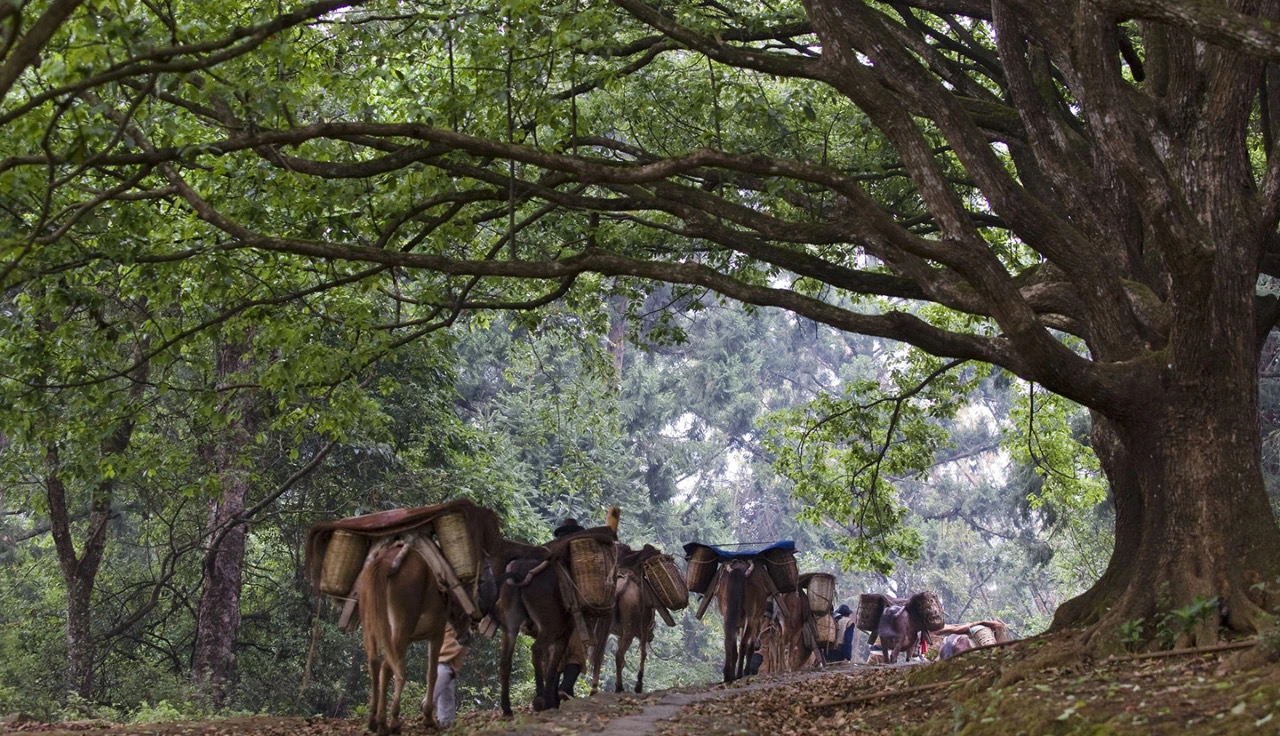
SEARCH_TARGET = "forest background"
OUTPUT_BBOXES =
[5,0,1280,726]
[8,288,1280,721]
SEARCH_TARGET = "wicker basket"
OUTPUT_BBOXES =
[805,573,836,614]
[433,511,478,581]
[643,554,689,610]
[856,593,884,632]
[762,548,798,594]
[971,625,996,648]
[917,591,946,631]
[319,530,368,596]
[569,538,615,609]
[686,547,720,594]
[815,613,838,645]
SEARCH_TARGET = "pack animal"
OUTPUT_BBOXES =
[716,559,772,682]
[611,568,656,692]
[941,633,975,659]
[495,548,572,716]
[354,544,451,735]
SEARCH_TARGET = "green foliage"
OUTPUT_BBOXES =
[765,351,981,573]
[1154,596,1220,650]
[1119,618,1145,653]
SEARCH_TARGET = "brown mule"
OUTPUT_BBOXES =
[611,569,656,693]
[715,559,772,682]
[774,590,818,671]
[496,554,575,716]
[354,544,449,735]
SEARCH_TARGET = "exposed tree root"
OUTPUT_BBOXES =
[1114,639,1257,661]
[992,629,1089,689]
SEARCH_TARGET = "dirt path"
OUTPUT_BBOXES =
[7,645,1278,736]
[593,668,840,736]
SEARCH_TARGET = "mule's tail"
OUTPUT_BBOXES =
[723,564,746,635]
[357,549,394,659]
[501,559,550,587]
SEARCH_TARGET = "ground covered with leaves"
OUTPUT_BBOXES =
[7,637,1279,736]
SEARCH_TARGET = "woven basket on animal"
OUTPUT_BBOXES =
[761,547,799,594]
[317,530,368,596]
[856,592,896,632]
[915,591,946,631]
[856,591,946,634]
[433,510,479,580]
[305,498,504,596]
[643,554,688,610]
[971,625,997,647]
[543,525,618,612]
[799,572,837,614]
[815,612,838,645]
[685,546,720,594]
[681,540,799,594]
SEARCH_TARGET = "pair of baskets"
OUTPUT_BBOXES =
[686,546,800,594]
[318,511,477,596]
[570,541,690,611]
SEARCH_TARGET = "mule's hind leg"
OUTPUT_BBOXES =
[421,628,444,728]
[614,634,630,693]
[500,628,519,717]
[374,661,394,735]
[366,654,383,733]
[636,630,648,693]
[589,617,608,695]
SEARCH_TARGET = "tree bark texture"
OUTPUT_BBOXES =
[46,449,109,700]
[191,337,257,704]
[42,349,146,698]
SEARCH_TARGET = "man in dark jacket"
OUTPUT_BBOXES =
[824,604,857,662]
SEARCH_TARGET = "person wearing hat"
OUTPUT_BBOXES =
[824,604,857,662]
[550,517,587,696]
[553,517,586,538]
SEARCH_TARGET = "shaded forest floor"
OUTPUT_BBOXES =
[8,637,1280,736]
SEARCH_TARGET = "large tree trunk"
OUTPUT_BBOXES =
[191,339,256,705]
[1049,414,1142,631]
[46,453,120,699]
[1066,301,1280,646]
[1095,393,1280,646]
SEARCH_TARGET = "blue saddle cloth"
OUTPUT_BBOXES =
[683,540,795,560]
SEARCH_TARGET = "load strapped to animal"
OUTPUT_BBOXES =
[803,572,837,614]
[856,592,886,632]
[642,553,689,610]
[305,498,504,627]
[318,530,369,596]
[799,572,838,647]
[568,537,616,610]
[762,546,799,594]
[815,613,838,646]
[681,540,799,603]
[685,546,720,594]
